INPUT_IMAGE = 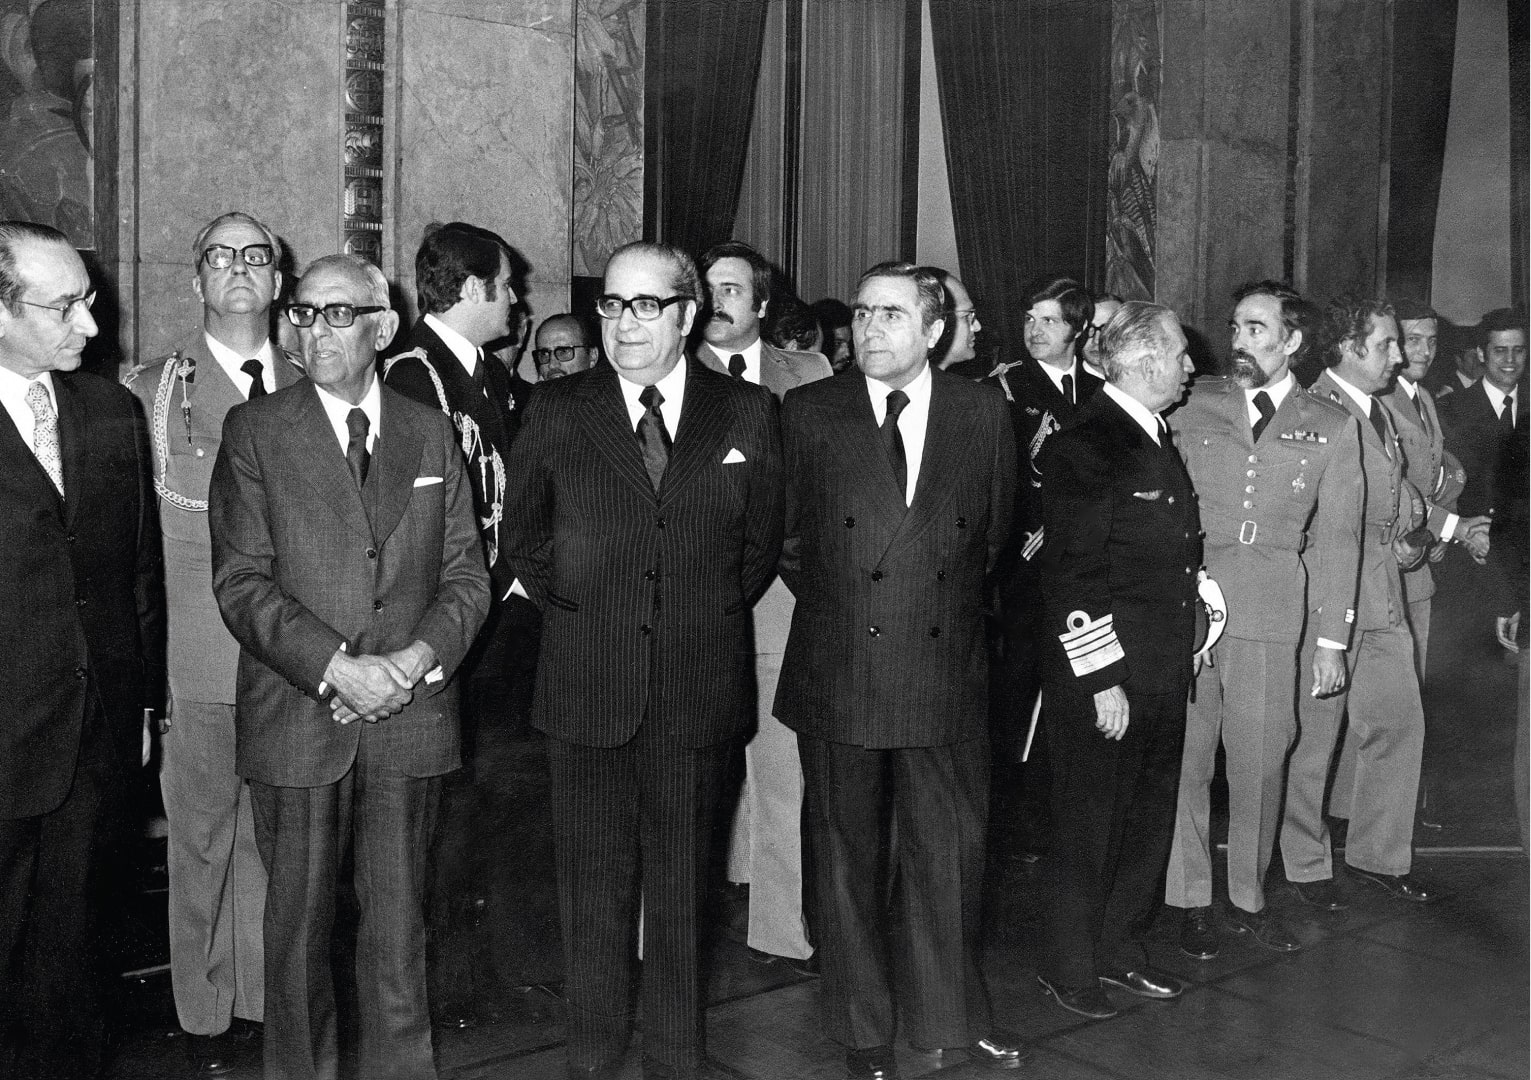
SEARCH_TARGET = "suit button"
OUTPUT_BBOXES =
[955,517,967,528]
[75,597,86,607]
[871,570,883,582]
[929,626,941,638]
[937,570,946,581]
[74,665,87,680]
[1247,454,1258,464]
[366,547,377,559]
[844,516,856,528]
[641,624,652,636]
[655,517,666,529]
[644,569,657,581]
[373,600,383,611]
[1243,500,1253,509]
[1245,485,1255,493]
[1246,469,1256,478]
[868,626,880,637]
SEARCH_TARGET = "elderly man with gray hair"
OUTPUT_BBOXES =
[1033,301,1201,1021]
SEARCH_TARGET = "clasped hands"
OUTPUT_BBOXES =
[1456,515,1491,563]
[324,641,437,724]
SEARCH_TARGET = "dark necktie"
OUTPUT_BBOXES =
[345,408,370,488]
[241,358,267,399]
[1407,388,1425,424]
[471,350,488,397]
[1061,372,1074,407]
[728,353,746,379]
[1502,396,1517,433]
[1367,400,1390,453]
[637,385,671,492]
[1251,389,1275,442]
[883,390,909,501]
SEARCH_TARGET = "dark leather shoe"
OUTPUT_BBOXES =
[1037,974,1119,1019]
[1225,906,1301,952]
[184,1034,234,1076]
[966,1037,1025,1071]
[1289,877,1348,910]
[1180,905,1220,959]
[1349,867,1442,902]
[1098,966,1185,999]
[845,1045,899,1079]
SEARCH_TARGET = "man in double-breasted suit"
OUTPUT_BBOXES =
[501,241,783,1080]
[0,221,164,1080]
[1164,282,1361,960]
[210,254,489,1080]
[125,211,302,1070]
[1281,297,1438,907]
[694,240,830,965]
[776,262,1020,1079]
[1035,301,1199,1021]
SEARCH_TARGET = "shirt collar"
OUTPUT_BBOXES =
[1397,376,1420,399]
[1247,371,1294,410]
[0,363,55,416]
[314,371,382,446]
[1101,381,1163,444]
[424,313,480,375]
[1036,356,1078,396]
[706,337,761,373]
[1326,369,1375,414]
[865,360,932,417]
[617,353,688,420]
[204,332,275,385]
[1482,379,1515,412]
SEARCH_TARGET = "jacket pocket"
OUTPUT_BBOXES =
[547,591,580,612]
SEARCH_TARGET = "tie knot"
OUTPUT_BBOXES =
[640,385,664,411]
[886,389,909,421]
[728,353,746,379]
[346,407,369,440]
[25,380,52,419]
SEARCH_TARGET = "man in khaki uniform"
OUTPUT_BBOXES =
[1164,282,1362,959]
[1281,297,1439,907]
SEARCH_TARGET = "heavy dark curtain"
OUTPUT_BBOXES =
[1509,0,1528,308]
[644,0,771,258]
[1385,0,1458,305]
[929,0,1111,359]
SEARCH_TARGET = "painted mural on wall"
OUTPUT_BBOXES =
[1105,0,1159,301]
[0,0,93,248]
[573,0,644,278]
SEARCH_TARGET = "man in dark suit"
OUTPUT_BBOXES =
[1281,297,1437,907]
[383,220,537,1027]
[1035,300,1199,1020]
[209,254,489,1080]
[0,220,163,1080]
[125,210,302,1073]
[1438,307,1527,521]
[776,261,1020,1080]
[501,241,783,1080]
[694,240,829,965]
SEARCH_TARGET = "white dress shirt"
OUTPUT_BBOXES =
[1326,370,1377,419]
[704,338,761,383]
[618,355,688,435]
[0,364,56,454]
[424,312,481,379]
[1397,378,1459,540]
[205,333,277,397]
[865,362,932,506]
[1483,380,1517,426]
[1101,381,1163,444]
[1245,371,1294,426]
[314,373,382,454]
[1037,357,1081,402]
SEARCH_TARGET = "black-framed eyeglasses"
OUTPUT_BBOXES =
[533,345,594,364]
[200,243,275,270]
[17,291,96,321]
[284,302,386,328]
[595,294,689,322]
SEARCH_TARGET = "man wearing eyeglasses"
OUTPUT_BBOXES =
[125,210,300,1074]
[503,241,783,1080]
[0,221,164,1080]
[209,254,489,1080]
[532,313,600,380]
[383,221,537,1029]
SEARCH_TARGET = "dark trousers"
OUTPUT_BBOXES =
[250,734,442,1080]
[1040,684,1187,988]
[799,735,992,1051]
[0,701,119,1080]
[547,726,731,1076]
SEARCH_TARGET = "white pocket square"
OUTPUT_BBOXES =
[722,448,746,464]
[413,476,443,488]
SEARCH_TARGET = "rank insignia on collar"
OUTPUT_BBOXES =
[1280,431,1328,444]
[1024,406,1041,416]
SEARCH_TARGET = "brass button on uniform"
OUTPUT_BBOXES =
[373,600,383,612]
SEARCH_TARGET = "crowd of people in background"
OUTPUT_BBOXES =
[0,211,1524,1080]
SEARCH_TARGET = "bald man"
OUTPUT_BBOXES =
[533,313,599,381]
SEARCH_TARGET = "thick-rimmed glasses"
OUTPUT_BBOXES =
[595,294,689,322]
[284,302,386,328]
[17,291,96,321]
[533,345,595,364]
[201,243,275,269]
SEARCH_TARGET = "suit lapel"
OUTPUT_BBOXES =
[886,371,969,557]
[824,373,909,543]
[287,383,373,539]
[1317,370,1393,460]
[368,386,425,545]
[576,364,654,498]
[54,374,88,527]
[662,359,730,501]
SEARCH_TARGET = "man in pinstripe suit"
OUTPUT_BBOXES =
[502,242,784,1080]
[775,262,1019,1079]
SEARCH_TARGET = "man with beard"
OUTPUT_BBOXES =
[1163,282,1362,958]
[1281,297,1438,906]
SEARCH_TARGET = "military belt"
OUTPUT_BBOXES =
[1202,515,1307,552]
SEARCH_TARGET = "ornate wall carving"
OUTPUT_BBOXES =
[343,2,385,266]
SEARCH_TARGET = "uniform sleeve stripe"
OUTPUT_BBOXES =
[1060,610,1124,677]
[1066,638,1126,676]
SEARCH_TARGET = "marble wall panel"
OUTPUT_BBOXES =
[393,3,575,327]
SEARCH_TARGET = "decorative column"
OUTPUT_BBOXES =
[343,3,386,266]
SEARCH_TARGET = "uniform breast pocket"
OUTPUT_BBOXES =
[167,432,220,466]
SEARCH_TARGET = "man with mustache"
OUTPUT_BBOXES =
[1163,281,1362,959]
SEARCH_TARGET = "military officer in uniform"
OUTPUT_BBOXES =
[1281,297,1440,906]
[125,210,301,1073]
[1163,281,1362,960]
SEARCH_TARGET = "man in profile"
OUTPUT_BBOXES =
[533,313,599,380]
[926,268,982,372]
[1079,292,1123,380]
[210,254,488,1079]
